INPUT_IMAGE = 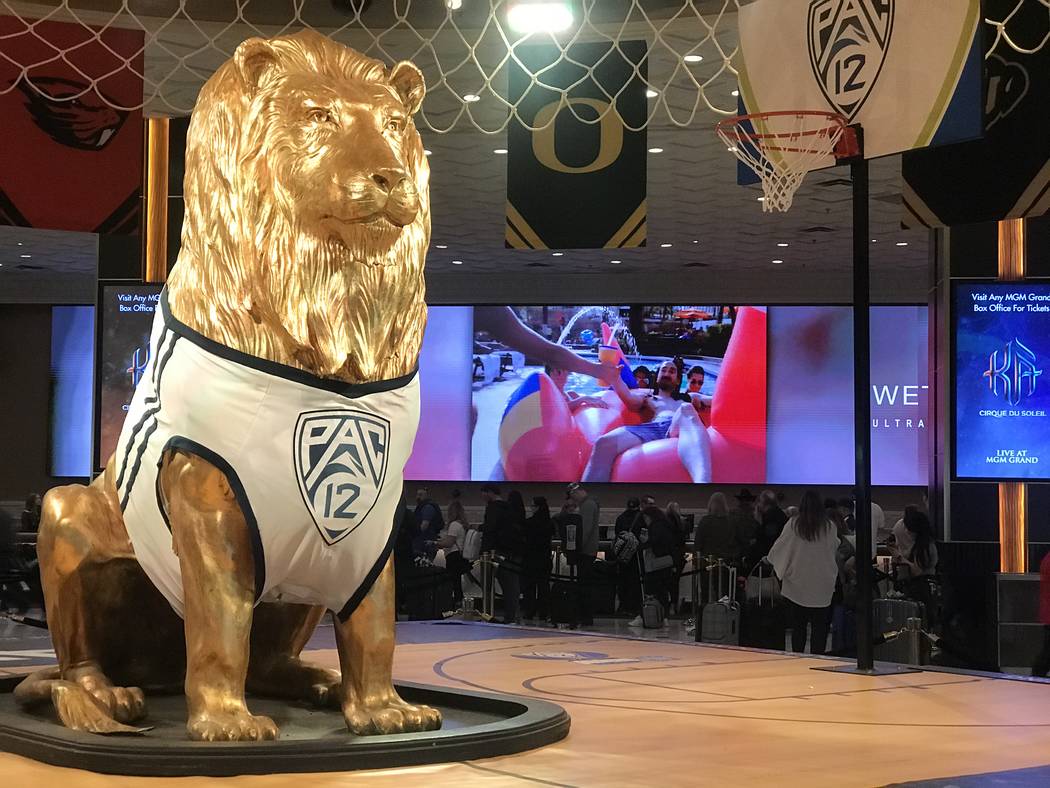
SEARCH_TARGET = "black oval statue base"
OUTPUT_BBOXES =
[0,677,569,777]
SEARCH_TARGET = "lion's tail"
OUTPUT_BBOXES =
[14,668,149,735]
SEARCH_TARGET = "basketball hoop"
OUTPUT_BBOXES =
[717,110,859,212]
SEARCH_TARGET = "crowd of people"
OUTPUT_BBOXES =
[393,485,939,648]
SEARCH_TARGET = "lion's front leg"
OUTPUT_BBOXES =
[335,555,441,735]
[162,451,277,742]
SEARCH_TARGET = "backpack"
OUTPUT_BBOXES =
[612,530,639,564]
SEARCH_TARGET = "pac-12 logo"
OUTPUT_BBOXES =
[808,0,894,121]
[293,410,390,545]
[984,339,1042,406]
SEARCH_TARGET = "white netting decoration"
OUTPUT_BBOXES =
[0,0,747,131]
[716,111,849,213]
[985,0,1050,57]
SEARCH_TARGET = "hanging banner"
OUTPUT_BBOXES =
[506,41,647,250]
[0,16,144,234]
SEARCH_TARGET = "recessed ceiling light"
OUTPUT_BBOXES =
[660,243,672,248]
[16,242,23,246]
[646,89,659,98]
[610,259,622,265]
[507,2,575,34]
[20,254,31,258]
[777,242,789,247]
[731,89,740,97]
[424,149,432,156]
[757,197,765,202]
[684,54,703,63]
[692,239,699,244]
[772,259,784,264]
[871,238,877,243]
[648,147,664,153]
[435,244,448,249]
[552,252,563,256]
[493,148,508,154]
[896,241,909,246]
[451,260,464,265]
[464,93,480,103]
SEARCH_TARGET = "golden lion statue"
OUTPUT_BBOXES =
[15,30,441,741]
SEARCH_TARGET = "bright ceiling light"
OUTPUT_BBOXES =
[772,259,784,264]
[731,89,740,97]
[20,254,31,258]
[646,88,659,98]
[435,244,448,249]
[727,146,738,153]
[16,242,23,246]
[551,252,563,256]
[451,260,464,265]
[660,243,672,248]
[507,2,574,34]
[871,238,877,243]
[777,242,789,247]
[648,147,664,153]
[610,259,622,264]
[493,148,508,154]
[464,93,480,103]
[692,239,699,244]
[424,149,432,156]
[683,54,703,63]
[896,241,909,246]
[757,197,765,202]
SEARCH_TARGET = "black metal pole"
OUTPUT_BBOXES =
[851,127,874,672]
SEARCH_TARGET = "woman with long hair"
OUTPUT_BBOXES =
[430,497,470,607]
[893,507,938,618]
[522,496,554,621]
[695,492,743,563]
[767,490,840,654]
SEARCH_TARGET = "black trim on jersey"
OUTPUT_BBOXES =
[160,436,267,604]
[117,332,179,503]
[159,289,418,398]
[336,505,403,622]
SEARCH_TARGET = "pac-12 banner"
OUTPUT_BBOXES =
[0,16,144,234]
[506,41,647,250]
[736,0,982,161]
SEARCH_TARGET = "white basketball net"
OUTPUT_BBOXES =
[0,0,749,131]
[716,112,847,213]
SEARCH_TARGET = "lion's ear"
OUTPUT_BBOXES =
[389,61,425,115]
[235,37,281,93]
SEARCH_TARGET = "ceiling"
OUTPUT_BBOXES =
[0,0,929,305]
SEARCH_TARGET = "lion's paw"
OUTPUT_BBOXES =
[188,709,278,742]
[343,695,441,736]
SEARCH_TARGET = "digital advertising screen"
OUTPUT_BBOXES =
[50,305,94,477]
[79,294,930,485]
[955,281,1050,481]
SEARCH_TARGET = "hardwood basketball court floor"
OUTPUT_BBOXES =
[3,619,1050,787]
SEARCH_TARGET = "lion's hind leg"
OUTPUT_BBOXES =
[31,473,150,732]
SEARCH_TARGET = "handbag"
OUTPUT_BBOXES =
[744,561,781,604]
[642,548,674,574]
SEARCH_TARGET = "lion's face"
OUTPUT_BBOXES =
[259,72,423,251]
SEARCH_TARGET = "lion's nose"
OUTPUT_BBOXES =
[371,168,408,194]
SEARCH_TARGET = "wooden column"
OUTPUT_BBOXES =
[144,116,170,284]
[998,217,1026,573]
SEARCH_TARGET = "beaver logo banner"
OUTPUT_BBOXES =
[506,41,647,250]
[0,16,143,234]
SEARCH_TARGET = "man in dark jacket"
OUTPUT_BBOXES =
[614,498,643,616]
[568,483,599,626]
[480,484,522,623]
[413,488,444,559]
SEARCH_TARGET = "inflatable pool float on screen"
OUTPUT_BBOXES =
[497,307,768,483]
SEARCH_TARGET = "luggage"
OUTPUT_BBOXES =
[699,560,740,645]
[589,559,619,615]
[641,595,665,628]
[831,604,857,656]
[612,530,640,564]
[406,565,455,620]
[550,581,580,625]
[740,562,785,650]
[873,598,926,664]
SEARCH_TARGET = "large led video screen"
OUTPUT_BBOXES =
[955,282,1050,480]
[84,294,929,485]
[50,305,94,477]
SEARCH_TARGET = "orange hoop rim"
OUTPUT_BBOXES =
[716,110,858,158]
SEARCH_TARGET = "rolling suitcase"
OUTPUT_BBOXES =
[550,559,581,626]
[699,560,740,645]
[638,552,665,629]
[740,562,785,650]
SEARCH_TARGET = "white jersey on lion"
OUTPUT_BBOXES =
[114,290,419,620]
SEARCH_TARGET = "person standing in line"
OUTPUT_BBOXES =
[568,483,599,627]
[429,497,470,608]
[413,488,444,559]
[695,492,743,564]
[614,498,644,617]
[480,484,523,624]
[522,496,554,621]
[767,490,840,655]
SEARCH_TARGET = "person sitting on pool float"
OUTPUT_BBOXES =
[545,364,610,414]
[685,364,713,412]
[581,360,711,484]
